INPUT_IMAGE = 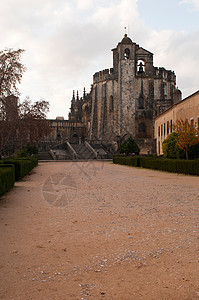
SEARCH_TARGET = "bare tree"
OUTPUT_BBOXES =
[19,97,51,146]
[0,49,26,98]
[0,48,25,157]
[0,48,52,157]
[0,95,19,155]
[0,96,51,157]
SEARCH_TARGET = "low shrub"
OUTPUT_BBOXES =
[26,145,38,155]
[0,164,15,196]
[188,143,199,160]
[16,148,30,158]
[16,145,38,158]
[119,136,140,155]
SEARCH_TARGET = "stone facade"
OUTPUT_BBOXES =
[154,90,199,155]
[68,34,181,154]
[47,117,86,144]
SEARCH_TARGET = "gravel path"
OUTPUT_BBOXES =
[0,161,199,300]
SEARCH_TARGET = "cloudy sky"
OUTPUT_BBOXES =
[1,0,199,118]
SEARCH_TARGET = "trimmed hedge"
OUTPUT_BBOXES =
[113,155,140,167]
[2,157,38,181]
[17,157,38,168]
[113,155,199,176]
[0,164,15,196]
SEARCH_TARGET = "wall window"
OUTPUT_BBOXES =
[124,48,130,59]
[138,122,147,138]
[139,122,146,133]
[163,83,167,99]
[164,123,165,136]
[170,120,173,133]
[198,117,199,129]
[138,95,144,109]
[109,95,113,111]
[137,60,145,73]
[167,121,169,135]
[161,124,163,136]
[158,126,160,137]
[190,118,194,127]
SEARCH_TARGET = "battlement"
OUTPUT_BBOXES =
[93,68,115,83]
[154,67,176,81]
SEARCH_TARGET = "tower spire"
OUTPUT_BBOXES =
[72,90,75,101]
[76,90,79,101]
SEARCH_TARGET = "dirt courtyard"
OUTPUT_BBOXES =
[0,161,198,300]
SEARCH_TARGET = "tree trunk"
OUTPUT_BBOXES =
[186,149,189,160]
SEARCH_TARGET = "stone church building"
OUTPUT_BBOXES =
[50,34,182,154]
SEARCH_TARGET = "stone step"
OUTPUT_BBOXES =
[38,152,53,160]
[71,144,96,159]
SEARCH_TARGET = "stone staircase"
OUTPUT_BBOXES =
[50,142,73,160]
[90,143,110,159]
[38,142,111,161]
[71,144,96,160]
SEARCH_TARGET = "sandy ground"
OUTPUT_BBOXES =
[0,161,199,300]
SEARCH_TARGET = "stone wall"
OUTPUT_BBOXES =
[154,90,199,155]
[69,34,181,154]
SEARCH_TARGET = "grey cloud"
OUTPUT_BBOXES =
[0,0,198,118]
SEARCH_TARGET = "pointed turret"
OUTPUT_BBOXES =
[76,90,79,101]
[72,90,75,101]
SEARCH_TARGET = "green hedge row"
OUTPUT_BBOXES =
[0,157,38,196]
[113,155,140,167]
[113,155,199,176]
[2,157,38,181]
[0,164,15,196]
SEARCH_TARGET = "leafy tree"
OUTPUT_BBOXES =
[119,135,140,155]
[173,119,199,159]
[162,132,185,159]
[0,49,26,98]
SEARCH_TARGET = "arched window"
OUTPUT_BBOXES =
[139,123,146,133]
[71,133,79,144]
[137,60,145,73]
[138,123,147,138]
[138,95,144,109]
[109,95,113,111]
[163,83,167,99]
[84,105,89,123]
[124,48,130,59]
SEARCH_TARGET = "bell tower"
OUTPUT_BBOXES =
[113,34,137,136]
